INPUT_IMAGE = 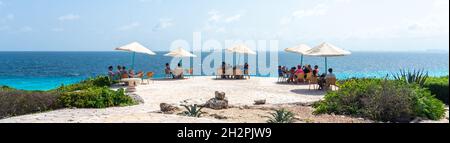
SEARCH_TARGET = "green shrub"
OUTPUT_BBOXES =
[56,76,112,92]
[0,90,62,119]
[58,87,135,108]
[424,76,449,104]
[313,78,445,122]
[267,109,295,123]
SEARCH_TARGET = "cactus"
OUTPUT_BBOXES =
[393,69,429,87]
[267,109,295,123]
[181,104,204,117]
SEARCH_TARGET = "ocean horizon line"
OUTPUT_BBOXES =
[0,50,449,53]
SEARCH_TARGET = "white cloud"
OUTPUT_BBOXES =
[208,10,221,22]
[224,14,241,23]
[58,14,80,21]
[280,4,329,25]
[203,10,244,33]
[153,19,174,31]
[118,22,141,31]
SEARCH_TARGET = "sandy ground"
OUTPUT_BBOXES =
[0,77,326,123]
[1,76,447,123]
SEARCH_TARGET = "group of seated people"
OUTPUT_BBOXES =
[108,65,144,81]
[164,63,186,79]
[278,64,336,90]
[218,62,250,79]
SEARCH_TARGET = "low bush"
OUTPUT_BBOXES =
[0,90,62,119]
[313,78,445,122]
[424,76,449,104]
[58,87,135,108]
[56,76,112,92]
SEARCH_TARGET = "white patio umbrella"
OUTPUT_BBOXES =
[115,42,156,70]
[226,44,256,66]
[164,47,197,58]
[164,47,197,67]
[284,44,312,66]
[305,42,351,74]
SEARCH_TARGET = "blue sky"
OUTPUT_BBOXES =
[0,0,448,51]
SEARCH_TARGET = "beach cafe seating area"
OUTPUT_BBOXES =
[216,65,250,80]
[277,65,338,91]
[109,42,350,92]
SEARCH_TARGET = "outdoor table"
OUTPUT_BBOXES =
[121,78,141,92]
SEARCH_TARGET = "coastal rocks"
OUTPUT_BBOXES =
[128,93,144,104]
[160,103,180,114]
[215,91,226,100]
[254,99,266,105]
[204,91,229,110]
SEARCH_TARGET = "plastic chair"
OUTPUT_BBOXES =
[309,77,318,90]
[326,77,337,91]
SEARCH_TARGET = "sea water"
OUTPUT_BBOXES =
[0,51,448,91]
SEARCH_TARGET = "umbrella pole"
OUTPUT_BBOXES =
[325,57,328,74]
[300,55,304,66]
[131,52,136,70]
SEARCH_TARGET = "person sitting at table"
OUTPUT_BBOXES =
[313,65,320,77]
[318,73,326,90]
[325,68,336,79]
[173,63,184,79]
[121,66,128,78]
[287,67,297,83]
[108,66,115,79]
[295,65,304,83]
[116,65,122,78]
[278,66,284,81]
[244,63,250,79]
[165,63,172,78]
[221,62,226,79]
[128,69,135,78]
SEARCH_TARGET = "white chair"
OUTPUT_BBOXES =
[216,68,224,79]
[225,68,233,78]
[234,69,244,79]
[172,68,184,79]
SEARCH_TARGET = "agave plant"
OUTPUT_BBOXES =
[267,109,295,123]
[181,104,204,117]
[392,69,429,87]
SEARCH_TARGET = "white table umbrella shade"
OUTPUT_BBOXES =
[226,44,257,55]
[285,44,312,65]
[305,42,351,74]
[115,42,156,69]
[284,44,312,55]
[164,47,197,58]
[305,42,351,57]
[115,42,156,55]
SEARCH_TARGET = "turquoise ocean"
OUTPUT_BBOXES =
[0,52,448,91]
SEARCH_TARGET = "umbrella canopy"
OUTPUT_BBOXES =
[285,44,312,55]
[285,44,312,65]
[165,47,196,68]
[305,42,351,57]
[305,42,351,74]
[115,42,156,55]
[164,47,197,58]
[115,42,156,70]
[226,44,256,67]
[226,44,257,55]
